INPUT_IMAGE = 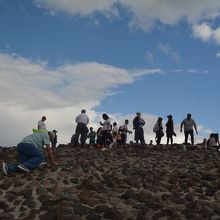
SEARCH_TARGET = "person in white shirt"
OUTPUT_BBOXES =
[120,119,132,144]
[180,113,198,145]
[38,116,47,131]
[100,113,113,147]
[74,109,89,145]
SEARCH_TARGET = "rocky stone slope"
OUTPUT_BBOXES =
[0,144,220,220]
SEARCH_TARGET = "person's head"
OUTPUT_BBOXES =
[125,119,129,124]
[136,112,141,117]
[102,113,109,120]
[167,115,173,120]
[113,122,117,126]
[81,109,86,113]
[90,127,93,131]
[53,130,58,133]
[158,117,163,122]
[97,127,103,133]
[42,116,46,121]
[187,113,191,119]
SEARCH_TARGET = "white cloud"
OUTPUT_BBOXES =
[145,52,154,66]
[192,23,220,45]
[158,44,181,63]
[192,23,213,42]
[216,52,220,58]
[33,0,220,31]
[213,27,220,44]
[0,53,161,146]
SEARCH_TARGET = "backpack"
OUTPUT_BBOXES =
[119,126,123,132]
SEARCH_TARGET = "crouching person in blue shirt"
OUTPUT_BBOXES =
[2,131,57,175]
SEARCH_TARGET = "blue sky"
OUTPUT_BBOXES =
[0,0,219,145]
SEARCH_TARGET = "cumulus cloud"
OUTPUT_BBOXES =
[216,52,220,58]
[0,53,161,146]
[192,23,213,42]
[192,23,220,45]
[33,0,220,31]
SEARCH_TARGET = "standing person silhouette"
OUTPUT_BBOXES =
[133,112,145,144]
[180,113,198,145]
[153,117,164,145]
[74,109,89,145]
[38,116,47,131]
[100,113,113,148]
[165,115,176,145]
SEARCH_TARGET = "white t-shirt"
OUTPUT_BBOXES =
[112,126,118,135]
[103,118,111,131]
[181,118,196,132]
[75,113,89,125]
[121,124,128,134]
[38,120,47,130]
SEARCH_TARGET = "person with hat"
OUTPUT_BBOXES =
[180,113,198,145]
[38,116,47,131]
[48,130,58,149]
[165,115,176,145]
[133,112,145,144]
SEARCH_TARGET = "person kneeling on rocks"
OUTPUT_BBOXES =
[2,131,57,175]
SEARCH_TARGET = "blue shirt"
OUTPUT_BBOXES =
[20,132,50,152]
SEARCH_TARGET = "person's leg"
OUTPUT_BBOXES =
[80,125,88,145]
[184,131,189,144]
[157,136,162,145]
[102,130,108,146]
[74,124,80,145]
[170,136,173,145]
[189,130,194,145]
[134,129,138,143]
[17,143,44,170]
[121,133,126,144]
[139,127,145,144]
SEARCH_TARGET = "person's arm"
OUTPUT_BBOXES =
[75,115,79,123]
[45,144,57,165]
[180,121,184,132]
[193,121,198,134]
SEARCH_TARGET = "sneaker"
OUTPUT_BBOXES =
[17,164,31,173]
[2,162,8,175]
[39,161,47,167]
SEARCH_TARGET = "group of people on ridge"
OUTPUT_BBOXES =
[2,110,219,176]
[71,110,200,149]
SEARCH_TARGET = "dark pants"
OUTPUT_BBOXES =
[121,133,127,144]
[102,130,113,146]
[8,143,44,173]
[156,132,162,145]
[74,123,88,145]
[135,127,145,144]
[184,130,194,145]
